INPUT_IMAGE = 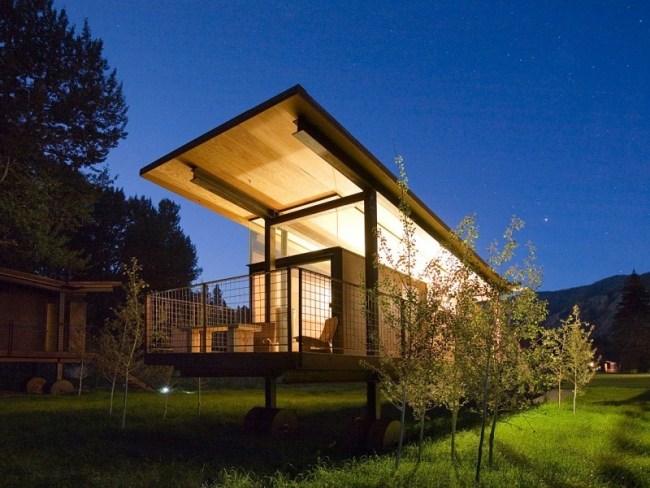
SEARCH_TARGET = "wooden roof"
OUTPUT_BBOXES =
[140,85,502,286]
[0,268,121,294]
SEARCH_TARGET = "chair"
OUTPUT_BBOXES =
[296,317,338,353]
[254,322,279,352]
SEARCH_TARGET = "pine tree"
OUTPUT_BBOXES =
[611,272,650,372]
[0,0,127,276]
[71,190,201,290]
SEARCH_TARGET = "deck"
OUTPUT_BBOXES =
[144,267,398,381]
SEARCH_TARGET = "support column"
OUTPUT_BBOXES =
[364,191,380,421]
[367,381,381,421]
[364,190,378,355]
[264,376,277,409]
[68,300,86,353]
[264,218,275,323]
[56,292,65,380]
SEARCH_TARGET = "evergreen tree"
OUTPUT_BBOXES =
[71,184,129,280]
[122,196,201,291]
[72,189,201,289]
[70,187,200,333]
[0,0,127,276]
[611,271,650,372]
[0,0,127,170]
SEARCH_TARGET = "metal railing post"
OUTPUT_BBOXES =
[201,283,208,353]
[144,294,150,352]
[297,269,303,353]
[287,268,293,353]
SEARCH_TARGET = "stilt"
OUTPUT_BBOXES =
[366,381,380,421]
[264,376,277,408]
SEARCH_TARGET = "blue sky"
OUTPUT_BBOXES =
[58,1,649,291]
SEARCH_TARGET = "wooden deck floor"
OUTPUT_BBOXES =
[145,351,383,382]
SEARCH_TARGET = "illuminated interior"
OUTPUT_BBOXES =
[249,193,454,281]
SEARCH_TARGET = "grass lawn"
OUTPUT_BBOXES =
[0,375,648,487]
[0,382,374,487]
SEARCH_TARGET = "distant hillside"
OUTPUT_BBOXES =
[539,272,650,342]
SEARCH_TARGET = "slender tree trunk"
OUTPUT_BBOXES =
[451,403,459,461]
[573,370,577,414]
[109,370,118,414]
[121,321,141,429]
[417,412,425,463]
[395,380,408,470]
[121,364,129,429]
[558,373,562,407]
[476,345,491,483]
[488,400,499,466]
[163,393,169,419]
[0,155,11,184]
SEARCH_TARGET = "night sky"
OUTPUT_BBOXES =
[58,1,649,291]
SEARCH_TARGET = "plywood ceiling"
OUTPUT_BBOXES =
[141,92,359,227]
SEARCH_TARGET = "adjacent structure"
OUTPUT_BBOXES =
[140,85,500,421]
[0,267,120,392]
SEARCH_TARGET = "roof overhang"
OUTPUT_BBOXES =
[0,268,121,294]
[140,85,502,287]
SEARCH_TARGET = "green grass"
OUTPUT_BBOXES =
[280,374,650,488]
[0,382,373,487]
[0,375,648,487]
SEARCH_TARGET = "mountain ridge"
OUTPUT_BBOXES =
[538,271,650,357]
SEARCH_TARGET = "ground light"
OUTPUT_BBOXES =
[160,386,171,418]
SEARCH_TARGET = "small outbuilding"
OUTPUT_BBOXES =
[0,267,120,392]
[603,360,618,373]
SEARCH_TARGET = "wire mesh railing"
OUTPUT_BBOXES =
[145,267,400,357]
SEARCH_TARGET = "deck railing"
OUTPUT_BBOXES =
[145,268,400,357]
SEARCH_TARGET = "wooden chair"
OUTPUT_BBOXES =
[296,317,338,353]
[254,322,279,352]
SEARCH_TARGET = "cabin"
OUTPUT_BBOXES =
[0,267,120,392]
[140,85,500,435]
[603,360,618,373]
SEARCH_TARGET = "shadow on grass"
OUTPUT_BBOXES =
[596,410,650,488]
[110,404,382,477]
[0,404,377,486]
[598,462,649,488]
[592,389,650,411]
[0,391,484,487]
[493,441,583,488]
[107,403,478,480]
